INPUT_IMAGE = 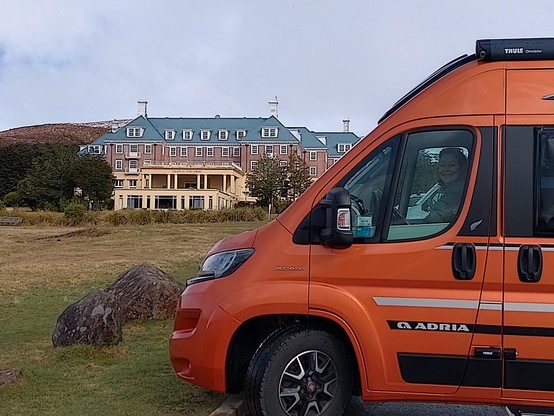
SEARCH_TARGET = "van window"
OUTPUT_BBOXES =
[386,129,473,241]
[537,128,554,234]
[505,126,554,237]
[340,138,399,243]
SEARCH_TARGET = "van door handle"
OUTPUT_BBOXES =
[452,243,476,280]
[518,245,542,283]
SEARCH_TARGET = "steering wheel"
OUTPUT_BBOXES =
[370,188,410,225]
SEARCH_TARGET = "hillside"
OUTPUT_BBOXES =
[0,121,127,146]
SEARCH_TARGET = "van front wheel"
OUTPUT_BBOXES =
[244,326,353,416]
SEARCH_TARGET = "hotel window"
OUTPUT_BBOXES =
[129,160,138,171]
[130,144,139,153]
[180,147,187,157]
[222,147,230,157]
[201,130,211,141]
[169,147,177,157]
[218,130,228,141]
[128,179,138,188]
[189,195,205,209]
[310,166,317,176]
[115,160,123,170]
[280,160,288,167]
[115,144,123,154]
[114,179,124,188]
[126,127,143,137]
[250,144,259,155]
[265,145,273,156]
[195,147,202,157]
[251,160,258,170]
[143,160,152,165]
[280,145,288,155]
[183,130,193,140]
[262,127,278,138]
[310,151,317,161]
[156,195,177,210]
[233,147,240,157]
[127,195,142,208]
[206,147,214,157]
[144,144,152,154]
[165,130,176,140]
[237,130,246,140]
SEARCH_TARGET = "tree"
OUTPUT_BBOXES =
[246,154,285,207]
[284,152,312,202]
[71,155,114,209]
[17,144,77,210]
[0,144,42,198]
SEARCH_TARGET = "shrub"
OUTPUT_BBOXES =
[64,202,87,225]
[3,191,21,208]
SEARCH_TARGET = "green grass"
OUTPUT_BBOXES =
[0,222,266,415]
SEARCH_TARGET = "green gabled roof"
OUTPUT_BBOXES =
[90,115,360,153]
[92,115,301,145]
[91,116,164,145]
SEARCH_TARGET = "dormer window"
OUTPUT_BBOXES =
[337,143,352,153]
[165,130,176,140]
[218,130,228,141]
[183,130,193,140]
[236,129,246,140]
[262,127,278,138]
[127,127,144,138]
[201,130,211,141]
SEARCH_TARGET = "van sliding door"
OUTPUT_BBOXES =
[503,126,554,401]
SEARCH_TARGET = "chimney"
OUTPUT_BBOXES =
[342,118,350,132]
[268,96,278,119]
[111,120,118,133]
[138,100,148,118]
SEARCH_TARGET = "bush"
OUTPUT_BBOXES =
[3,191,21,208]
[64,202,87,225]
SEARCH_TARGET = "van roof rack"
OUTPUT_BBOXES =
[477,38,554,61]
[378,38,554,124]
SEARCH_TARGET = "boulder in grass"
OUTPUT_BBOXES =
[52,289,122,347]
[105,262,183,321]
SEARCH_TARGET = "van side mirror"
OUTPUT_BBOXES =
[319,187,353,249]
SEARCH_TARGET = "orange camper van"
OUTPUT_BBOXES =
[170,38,554,416]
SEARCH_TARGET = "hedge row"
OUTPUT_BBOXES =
[0,207,268,226]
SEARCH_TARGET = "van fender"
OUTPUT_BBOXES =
[309,282,386,392]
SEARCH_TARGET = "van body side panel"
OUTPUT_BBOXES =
[507,69,554,115]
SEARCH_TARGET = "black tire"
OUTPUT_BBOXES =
[244,325,353,416]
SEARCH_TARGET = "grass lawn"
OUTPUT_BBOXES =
[0,222,266,415]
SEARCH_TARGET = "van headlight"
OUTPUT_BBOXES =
[187,248,255,286]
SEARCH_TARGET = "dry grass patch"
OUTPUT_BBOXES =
[0,221,266,415]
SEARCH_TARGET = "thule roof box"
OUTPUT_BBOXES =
[477,38,554,61]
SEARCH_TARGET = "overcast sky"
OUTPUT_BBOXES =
[1,0,553,136]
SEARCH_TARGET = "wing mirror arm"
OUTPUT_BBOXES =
[318,187,353,249]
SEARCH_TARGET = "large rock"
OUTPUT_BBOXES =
[52,289,122,347]
[105,262,183,321]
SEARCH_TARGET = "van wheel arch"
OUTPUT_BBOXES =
[225,315,361,396]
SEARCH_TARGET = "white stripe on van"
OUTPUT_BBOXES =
[373,297,554,313]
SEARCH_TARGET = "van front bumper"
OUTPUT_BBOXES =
[169,280,240,392]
